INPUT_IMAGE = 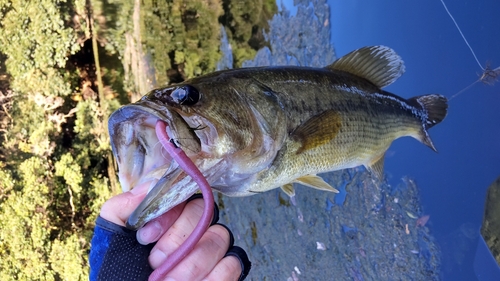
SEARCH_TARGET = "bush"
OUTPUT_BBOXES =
[0,0,277,279]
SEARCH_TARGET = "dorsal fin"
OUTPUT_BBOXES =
[326,46,405,88]
[294,175,339,193]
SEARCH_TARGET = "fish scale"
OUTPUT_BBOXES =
[241,83,424,192]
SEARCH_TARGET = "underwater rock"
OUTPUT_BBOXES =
[480,176,500,265]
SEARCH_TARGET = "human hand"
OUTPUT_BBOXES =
[99,181,250,281]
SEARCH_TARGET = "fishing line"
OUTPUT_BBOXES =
[439,0,500,100]
[439,0,484,70]
[449,80,479,101]
[148,120,214,281]
[151,139,171,162]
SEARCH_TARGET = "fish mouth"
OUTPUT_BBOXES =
[108,101,202,229]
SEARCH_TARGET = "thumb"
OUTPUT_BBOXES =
[99,180,153,226]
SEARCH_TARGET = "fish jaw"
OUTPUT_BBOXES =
[108,102,207,229]
[126,168,197,229]
[109,103,174,192]
[126,156,230,229]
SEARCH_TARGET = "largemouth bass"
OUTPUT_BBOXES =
[108,46,448,229]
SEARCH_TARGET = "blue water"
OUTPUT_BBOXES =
[281,0,500,280]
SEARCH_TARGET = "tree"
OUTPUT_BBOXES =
[0,0,278,279]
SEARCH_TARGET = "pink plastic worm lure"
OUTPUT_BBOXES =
[148,120,214,281]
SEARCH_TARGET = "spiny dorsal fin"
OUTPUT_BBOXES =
[326,46,405,88]
[280,183,295,197]
[365,153,385,180]
[294,175,339,193]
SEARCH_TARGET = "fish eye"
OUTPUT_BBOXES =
[171,85,200,106]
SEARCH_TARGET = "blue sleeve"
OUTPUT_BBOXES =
[89,216,155,281]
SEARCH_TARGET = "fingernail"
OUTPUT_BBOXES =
[149,249,167,267]
[137,221,163,245]
[130,182,147,195]
[130,179,157,195]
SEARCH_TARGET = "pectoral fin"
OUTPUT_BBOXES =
[292,110,342,154]
[280,183,295,197]
[294,174,339,193]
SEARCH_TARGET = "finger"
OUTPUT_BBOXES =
[149,197,224,269]
[203,255,242,281]
[137,193,220,245]
[157,224,231,280]
[187,194,220,226]
[221,246,251,281]
[148,198,205,268]
[99,180,152,226]
[136,202,186,245]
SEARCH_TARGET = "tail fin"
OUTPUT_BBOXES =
[409,94,448,129]
[408,94,448,152]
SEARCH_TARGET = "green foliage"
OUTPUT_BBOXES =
[0,158,51,280]
[55,153,83,195]
[220,0,277,66]
[3,95,60,159]
[0,157,87,281]
[0,0,80,96]
[84,175,112,227]
[140,0,224,84]
[93,0,134,55]
[0,0,278,279]
[73,95,120,157]
[49,234,87,281]
[0,0,115,279]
